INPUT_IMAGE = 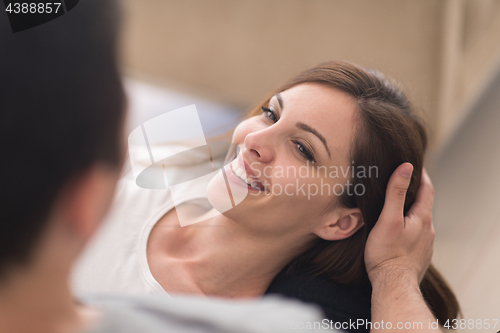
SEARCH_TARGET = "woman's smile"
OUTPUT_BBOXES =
[224,153,265,192]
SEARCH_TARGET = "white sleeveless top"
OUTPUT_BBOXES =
[71,165,211,297]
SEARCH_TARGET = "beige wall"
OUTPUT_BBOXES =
[120,0,500,152]
[120,0,443,141]
[437,0,500,147]
[120,0,500,151]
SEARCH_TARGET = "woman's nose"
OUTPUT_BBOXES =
[243,130,274,164]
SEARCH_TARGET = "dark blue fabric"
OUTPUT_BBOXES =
[265,263,372,333]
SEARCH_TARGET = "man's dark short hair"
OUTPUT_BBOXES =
[0,0,124,276]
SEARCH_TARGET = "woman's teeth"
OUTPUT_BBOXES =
[231,159,262,191]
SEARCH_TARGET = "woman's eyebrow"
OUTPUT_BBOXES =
[275,93,284,109]
[296,122,331,159]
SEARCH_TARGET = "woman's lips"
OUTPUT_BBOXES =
[224,155,265,191]
[224,162,259,191]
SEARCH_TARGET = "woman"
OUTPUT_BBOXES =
[73,61,459,329]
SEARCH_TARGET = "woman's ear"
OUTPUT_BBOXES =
[313,209,364,241]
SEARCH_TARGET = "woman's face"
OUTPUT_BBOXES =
[207,83,361,239]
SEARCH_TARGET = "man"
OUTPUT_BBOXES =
[0,1,440,332]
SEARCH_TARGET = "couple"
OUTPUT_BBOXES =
[0,0,458,332]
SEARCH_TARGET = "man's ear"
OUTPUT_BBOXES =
[313,208,364,241]
[62,164,119,241]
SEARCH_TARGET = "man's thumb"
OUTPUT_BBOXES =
[379,163,413,225]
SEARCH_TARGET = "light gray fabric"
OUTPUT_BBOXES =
[80,293,336,333]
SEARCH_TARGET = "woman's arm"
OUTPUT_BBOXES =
[365,164,441,332]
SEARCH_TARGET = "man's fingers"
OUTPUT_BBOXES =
[379,163,413,226]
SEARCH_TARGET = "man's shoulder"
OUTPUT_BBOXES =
[80,293,333,333]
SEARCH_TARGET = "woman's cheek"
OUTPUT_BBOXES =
[231,120,252,143]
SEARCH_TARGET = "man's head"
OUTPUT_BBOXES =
[0,0,124,278]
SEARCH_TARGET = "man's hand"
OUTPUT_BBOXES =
[365,163,441,332]
[365,163,435,285]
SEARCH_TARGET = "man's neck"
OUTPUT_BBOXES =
[0,263,86,333]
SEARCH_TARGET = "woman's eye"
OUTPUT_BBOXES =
[261,106,278,123]
[293,141,316,163]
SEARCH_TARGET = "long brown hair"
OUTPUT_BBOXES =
[243,61,460,323]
